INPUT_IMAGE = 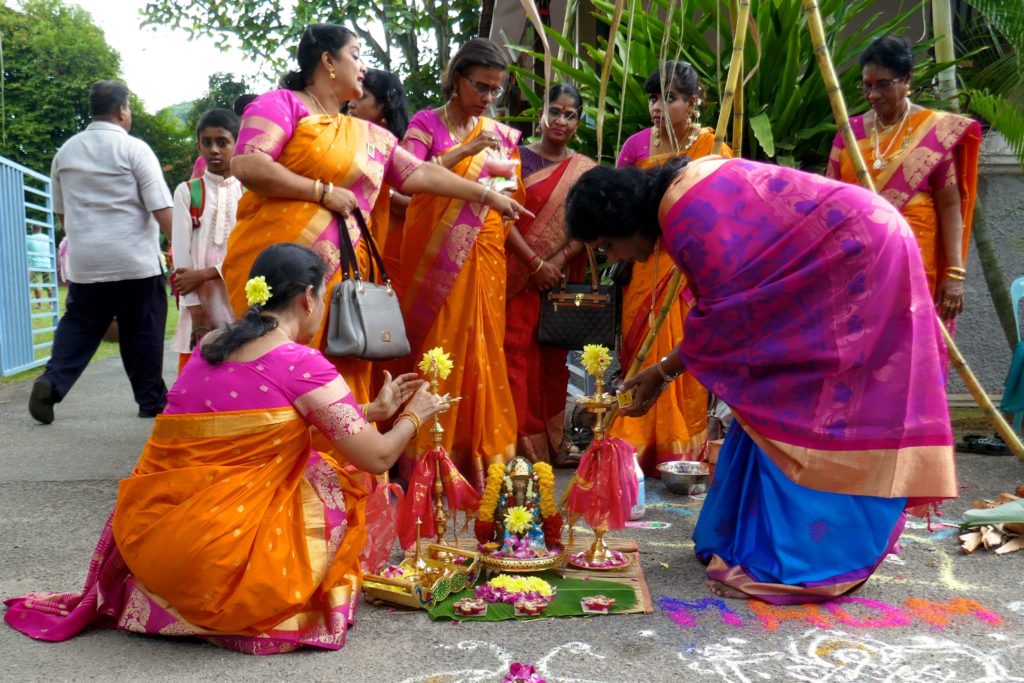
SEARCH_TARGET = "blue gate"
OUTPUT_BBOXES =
[0,155,59,377]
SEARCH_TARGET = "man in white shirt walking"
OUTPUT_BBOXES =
[30,80,173,424]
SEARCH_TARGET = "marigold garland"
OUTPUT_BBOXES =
[478,463,505,523]
[534,462,556,518]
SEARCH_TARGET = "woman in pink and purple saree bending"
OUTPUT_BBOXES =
[565,157,957,603]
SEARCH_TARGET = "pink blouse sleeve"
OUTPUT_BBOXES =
[384,143,424,188]
[401,110,436,161]
[617,131,645,168]
[282,347,371,440]
[235,90,308,161]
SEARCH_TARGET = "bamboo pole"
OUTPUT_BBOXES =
[713,0,751,154]
[932,0,958,108]
[801,0,1024,461]
[801,0,875,192]
[595,0,627,164]
[731,1,745,151]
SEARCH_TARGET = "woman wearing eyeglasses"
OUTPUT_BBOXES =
[826,34,981,322]
[612,61,731,478]
[503,84,597,466]
[395,38,525,489]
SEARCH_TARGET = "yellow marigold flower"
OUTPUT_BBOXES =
[418,346,454,380]
[244,276,272,307]
[504,506,533,534]
[477,464,505,522]
[581,344,611,377]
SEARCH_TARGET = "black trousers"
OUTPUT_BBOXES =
[42,274,168,412]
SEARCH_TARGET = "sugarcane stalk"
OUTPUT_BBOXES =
[802,0,1024,460]
[801,0,875,192]
[932,0,958,108]
[942,323,1024,461]
[713,0,751,154]
[595,0,627,164]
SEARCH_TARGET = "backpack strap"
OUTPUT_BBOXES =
[188,177,205,229]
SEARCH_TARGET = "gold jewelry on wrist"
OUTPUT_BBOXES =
[656,356,679,384]
[433,156,444,166]
[945,271,966,281]
[530,257,545,275]
[397,410,421,437]
[945,266,966,277]
[479,185,490,204]
[313,179,323,202]
[321,181,334,205]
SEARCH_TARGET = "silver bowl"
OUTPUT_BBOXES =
[657,461,710,495]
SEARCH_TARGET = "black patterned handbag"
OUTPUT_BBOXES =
[537,246,619,349]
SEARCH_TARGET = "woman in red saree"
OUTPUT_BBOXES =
[613,62,732,476]
[396,38,526,490]
[566,159,956,603]
[5,244,449,653]
[504,84,597,465]
[826,34,981,321]
[221,26,527,408]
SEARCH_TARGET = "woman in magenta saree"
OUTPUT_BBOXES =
[565,157,957,603]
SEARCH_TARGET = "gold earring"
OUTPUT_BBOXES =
[329,68,336,80]
[652,126,661,148]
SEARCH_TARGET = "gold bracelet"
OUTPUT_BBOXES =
[479,185,490,204]
[433,156,444,166]
[945,272,966,281]
[530,257,545,275]
[313,179,323,203]
[397,410,421,437]
[945,266,966,275]
[321,181,334,205]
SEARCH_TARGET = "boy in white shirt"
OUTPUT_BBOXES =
[170,109,243,371]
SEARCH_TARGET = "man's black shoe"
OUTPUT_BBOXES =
[29,379,56,424]
[138,407,163,418]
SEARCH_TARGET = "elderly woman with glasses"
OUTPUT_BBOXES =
[826,34,981,322]
[394,38,526,489]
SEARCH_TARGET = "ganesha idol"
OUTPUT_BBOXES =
[474,457,563,571]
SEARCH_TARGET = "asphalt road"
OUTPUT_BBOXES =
[1,351,1022,682]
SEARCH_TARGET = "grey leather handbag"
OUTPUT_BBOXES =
[324,210,410,360]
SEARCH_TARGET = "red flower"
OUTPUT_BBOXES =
[474,519,496,545]
[541,514,563,548]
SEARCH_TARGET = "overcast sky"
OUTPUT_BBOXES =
[66,0,278,111]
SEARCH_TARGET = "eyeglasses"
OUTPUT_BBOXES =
[860,78,904,95]
[463,76,504,99]
[545,107,579,123]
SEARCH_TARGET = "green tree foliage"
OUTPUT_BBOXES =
[140,0,479,112]
[185,72,254,131]
[512,0,952,169]
[129,95,194,192]
[0,0,121,173]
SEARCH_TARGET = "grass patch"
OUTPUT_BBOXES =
[1,285,180,385]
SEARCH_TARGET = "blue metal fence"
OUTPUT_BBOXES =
[0,155,58,377]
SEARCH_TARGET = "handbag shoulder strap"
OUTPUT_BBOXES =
[351,209,392,286]
[585,244,600,293]
[335,212,362,282]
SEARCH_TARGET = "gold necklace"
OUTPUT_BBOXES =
[442,102,477,144]
[304,89,339,127]
[870,103,912,170]
[653,122,701,156]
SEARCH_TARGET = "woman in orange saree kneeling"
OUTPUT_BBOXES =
[4,245,447,653]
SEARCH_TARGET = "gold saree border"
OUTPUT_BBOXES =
[736,416,957,499]
[151,407,301,439]
[706,555,868,600]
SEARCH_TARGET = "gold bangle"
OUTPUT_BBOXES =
[313,179,323,203]
[433,156,444,166]
[945,272,966,281]
[530,258,545,275]
[945,266,966,275]
[397,410,421,437]
[656,356,680,383]
[321,181,334,205]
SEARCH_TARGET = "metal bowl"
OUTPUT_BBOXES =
[657,461,710,495]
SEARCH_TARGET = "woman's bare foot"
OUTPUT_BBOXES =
[706,579,749,599]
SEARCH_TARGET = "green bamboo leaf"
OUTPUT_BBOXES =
[749,112,776,158]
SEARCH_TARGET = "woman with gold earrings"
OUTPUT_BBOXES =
[396,37,526,490]
[613,61,732,478]
[504,83,597,466]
